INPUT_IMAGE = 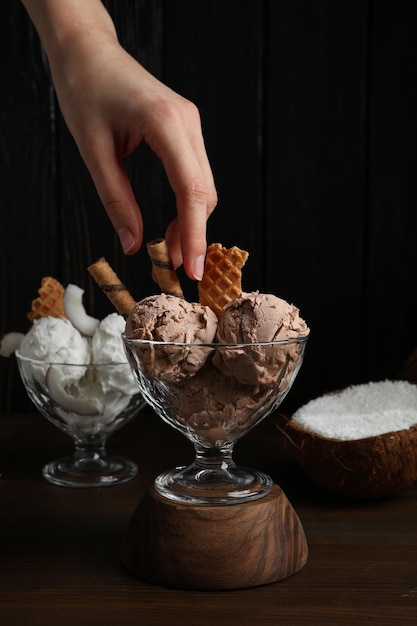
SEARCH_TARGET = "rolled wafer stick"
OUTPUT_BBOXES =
[87,257,136,317]
[146,238,184,298]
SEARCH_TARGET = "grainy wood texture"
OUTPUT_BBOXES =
[1,0,417,413]
[0,411,416,624]
[122,484,307,589]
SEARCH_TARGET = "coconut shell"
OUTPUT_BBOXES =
[281,419,417,499]
[401,348,417,384]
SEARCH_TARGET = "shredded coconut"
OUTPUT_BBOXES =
[292,380,417,440]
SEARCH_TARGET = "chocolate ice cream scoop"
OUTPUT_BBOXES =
[213,291,309,386]
[215,291,309,343]
[125,293,218,383]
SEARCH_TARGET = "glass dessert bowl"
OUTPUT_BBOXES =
[15,352,145,487]
[123,335,308,504]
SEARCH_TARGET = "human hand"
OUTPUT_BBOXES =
[21,0,217,280]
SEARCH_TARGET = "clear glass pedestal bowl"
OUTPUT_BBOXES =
[123,334,308,505]
[15,352,146,487]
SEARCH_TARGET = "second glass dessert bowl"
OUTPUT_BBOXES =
[16,352,145,487]
[123,335,308,504]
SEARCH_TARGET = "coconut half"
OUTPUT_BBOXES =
[279,381,417,499]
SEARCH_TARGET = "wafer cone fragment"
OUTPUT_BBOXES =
[88,257,136,317]
[198,243,249,317]
[146,238,184,298]
[28,276,67,321]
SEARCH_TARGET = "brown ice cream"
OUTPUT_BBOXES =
[124,289,309,441]
[172,360,287,447]
[215,291,308,343]
[125,293,218,383]
[212,291,309,386]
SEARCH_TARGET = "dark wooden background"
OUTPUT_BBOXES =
[1,0,417,414]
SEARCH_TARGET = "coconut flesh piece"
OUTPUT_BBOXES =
[45,365,104,416]
[283,380,417,499]
[63,284,99,337]
[0,332,25,357]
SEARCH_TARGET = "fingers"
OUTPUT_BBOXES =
[164,188,212,281]
[171,165,217,281]
[82,141,144,255]
[75,85,217,276]
[148,102,218,280]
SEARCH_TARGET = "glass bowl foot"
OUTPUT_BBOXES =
[42,454,138,488]
[155,464,273,505]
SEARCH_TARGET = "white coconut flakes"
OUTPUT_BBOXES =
[292,380,417,440]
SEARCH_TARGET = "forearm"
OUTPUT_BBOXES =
[21,0,118,69]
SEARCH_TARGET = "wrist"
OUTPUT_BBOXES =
[21,0,118,67]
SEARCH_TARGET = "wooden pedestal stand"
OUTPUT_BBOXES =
[121,484,308,590]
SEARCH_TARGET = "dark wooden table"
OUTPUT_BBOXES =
[1,409,416,625]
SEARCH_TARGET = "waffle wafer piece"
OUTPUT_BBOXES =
[27,276,67,321]
[146,238,184,298]
[198,243,249,317]
[88,257,136,318]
